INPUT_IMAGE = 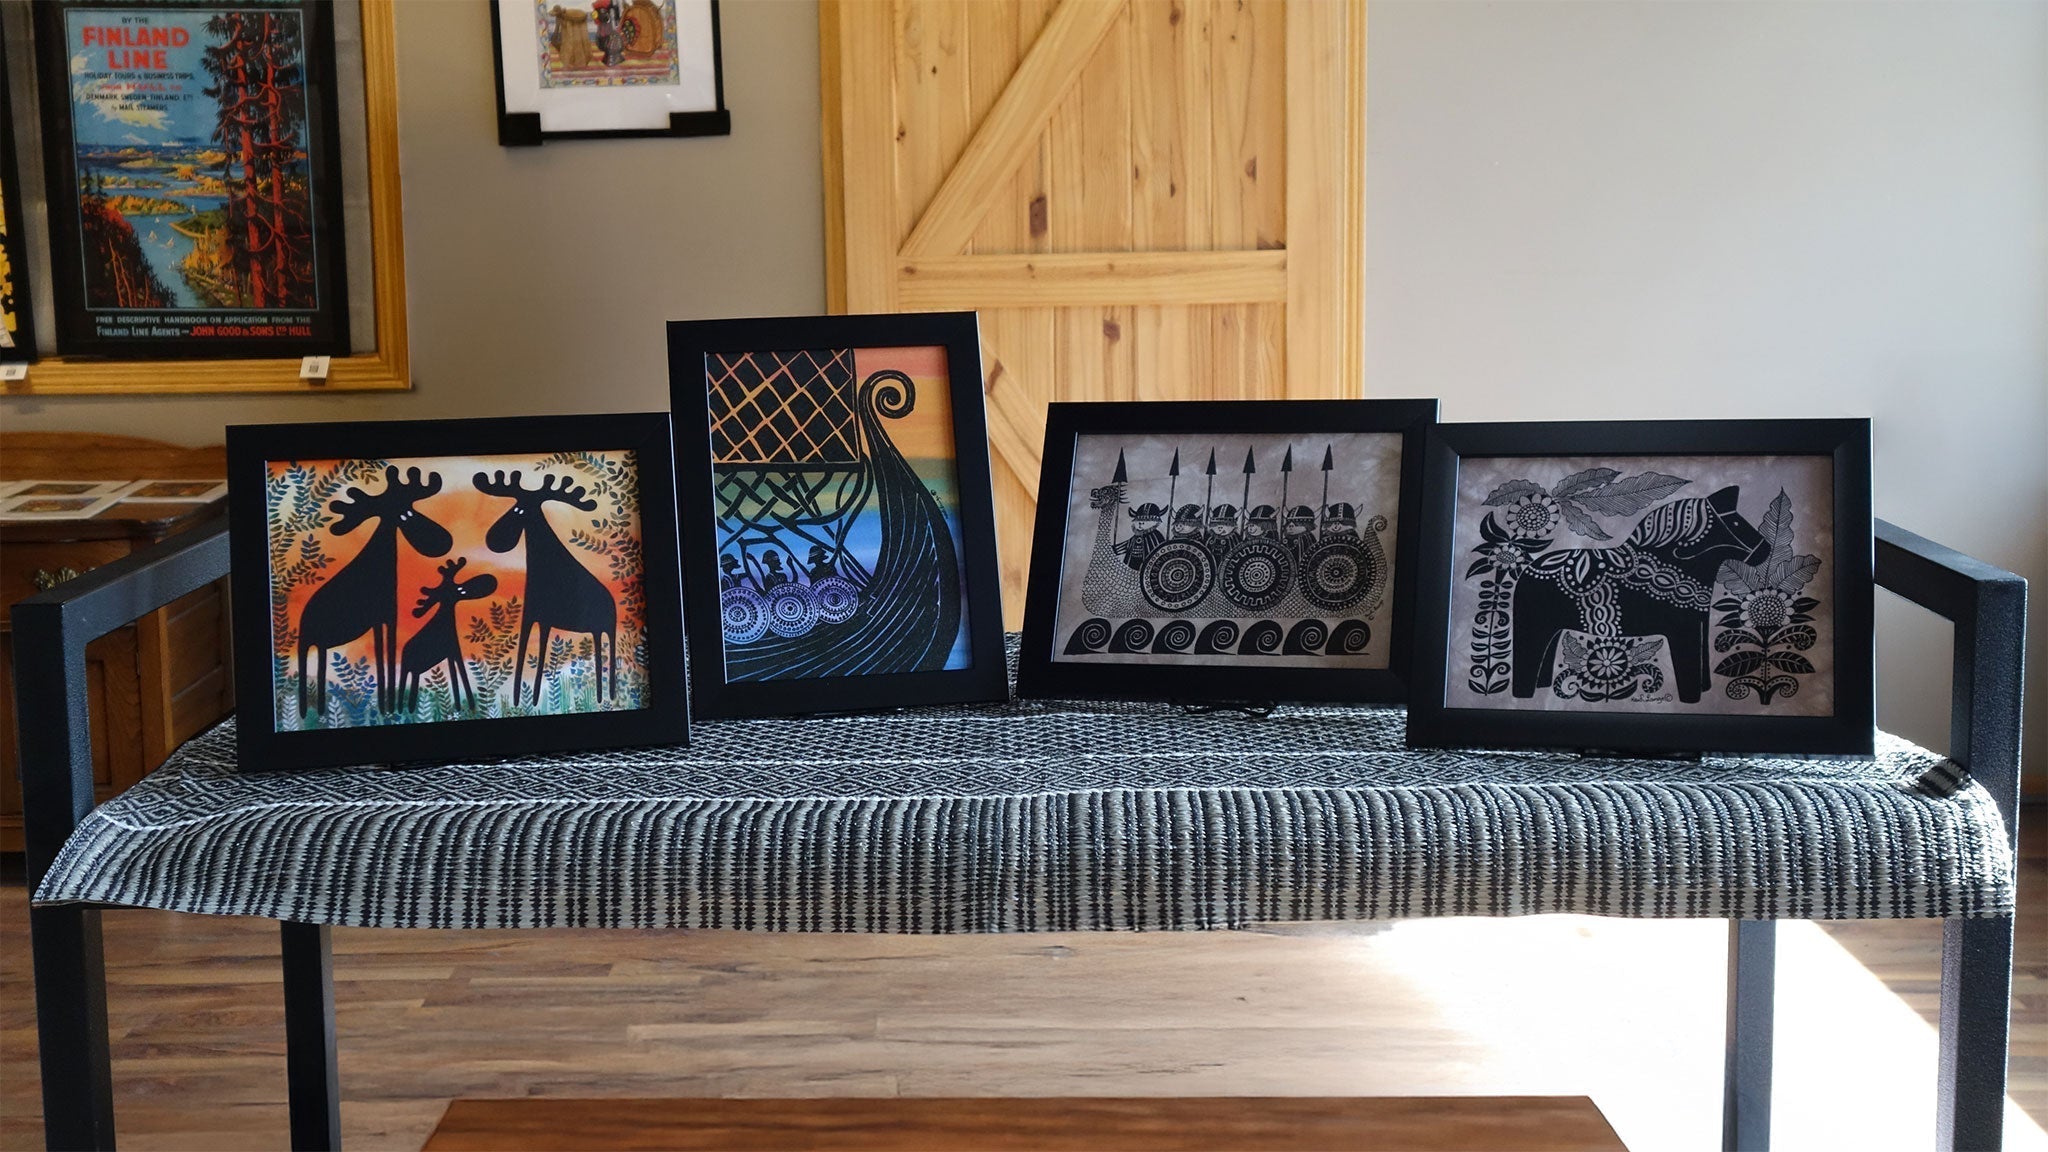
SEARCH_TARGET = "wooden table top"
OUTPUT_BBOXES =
[0,431,227,544]
[423,1096,1628,1151]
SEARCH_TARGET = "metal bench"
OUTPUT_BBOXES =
[13,517,2026,1150]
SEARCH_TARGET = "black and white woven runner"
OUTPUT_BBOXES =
[34,693,2012,929]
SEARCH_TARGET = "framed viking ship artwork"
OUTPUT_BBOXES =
[1,20,37,363]
[1016,400,1436,705]
[668,312,1007,719]
[1408,419,1874,757]
[226,414,687,771]
[490,0,729,145]
[32,0,350,360]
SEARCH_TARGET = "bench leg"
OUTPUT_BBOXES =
[1938,915,2013,1151]
[282,921,341,1152]
[1723,919,1775,1152]
[31,905,116,1151]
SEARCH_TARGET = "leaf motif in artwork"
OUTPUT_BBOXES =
[1715,628,1762,653]
[1718,559,1760,596]
[1759,489,1794,560]
[1551,468,1620,499]
[1555,498,1611,541]
[1479,513,1509,545]
[1483,479,1548,506]
[1466,558,1493,580]
[1776,554,1820,594]
[1715,650,1769,678]
[1766,651,1816,674]
[1627,636,1666,664]
[1568,472,1692,517]
[1777,624,1818,651]
[1561,632,1587,667]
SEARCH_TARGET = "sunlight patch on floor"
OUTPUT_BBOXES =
[1346,916,2048,1151]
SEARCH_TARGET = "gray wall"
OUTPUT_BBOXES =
[1367,0,2047,775]
[8,0,2043,777]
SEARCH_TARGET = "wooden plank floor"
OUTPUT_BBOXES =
[2,811,2042,1152]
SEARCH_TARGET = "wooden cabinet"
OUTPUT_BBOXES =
[0,433,234,853]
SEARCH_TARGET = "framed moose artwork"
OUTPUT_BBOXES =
[1015,399,1436,705]
[227,414,687,771]
[1406,419,1874,757]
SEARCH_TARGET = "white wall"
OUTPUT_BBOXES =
[1366,0,2048,777]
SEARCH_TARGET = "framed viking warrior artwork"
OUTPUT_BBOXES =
[490,0,729,145]
[227,414,687,771]
[32,0,350,360]
[1016,400,1436,705]
[1407,419,1874,757]
[1,21,37,363]
[668,312,1007,719]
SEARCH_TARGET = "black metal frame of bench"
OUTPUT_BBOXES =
[13,516,2027,1151]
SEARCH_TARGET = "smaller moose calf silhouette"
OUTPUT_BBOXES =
[398,558,499,713]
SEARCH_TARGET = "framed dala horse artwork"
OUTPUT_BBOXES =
[1016,400,1436,705]
[226,414,687,771]
[668,312,1007,719]
[1407,419,1874,757]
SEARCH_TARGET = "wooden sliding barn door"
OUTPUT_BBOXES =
[821,0,1366,626]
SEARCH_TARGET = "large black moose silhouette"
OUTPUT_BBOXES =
[475,470,619,707]
[298,467,452,717]
[1510,486,1766,704]
[398,557,499,712]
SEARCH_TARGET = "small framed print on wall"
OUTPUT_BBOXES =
[227,414,687,771]
[668,311,1007,719]
[490,0,729,145]
[1407,419,1874,757]
[32,0,351,360]
[1017,400,1437,706]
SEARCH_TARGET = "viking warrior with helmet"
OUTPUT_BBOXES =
[1114,502,1168,570]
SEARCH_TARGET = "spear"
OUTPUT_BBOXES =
[1167,448,1180,515]
[1111,449,1128,545]
[1241,446,1255,514]
[1320,445,1334,531]
[1281,445,1294,518]
[1203,449,1217,531]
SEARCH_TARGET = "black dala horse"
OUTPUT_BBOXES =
[1510,486,1767,704]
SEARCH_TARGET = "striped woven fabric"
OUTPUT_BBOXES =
[34,696,2012,929]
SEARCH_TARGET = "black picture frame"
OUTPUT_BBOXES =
[490,0,730,146]
[668,311,1008,719]
[227,413,688,772]
[1015,399,1437,706]
[32,0,350,360]
[1,17,38,364]
[1407,418,1875,758]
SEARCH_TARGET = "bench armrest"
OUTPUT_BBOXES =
[1875,519,2028,852]
[12,517,231,888]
